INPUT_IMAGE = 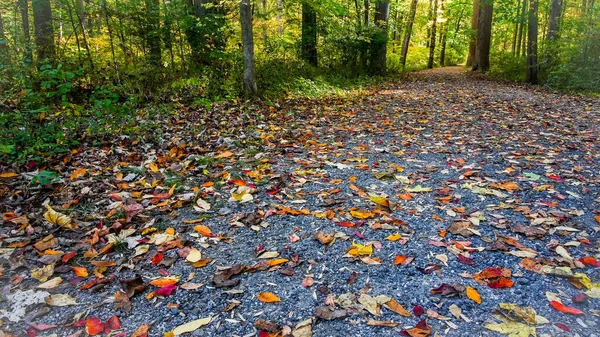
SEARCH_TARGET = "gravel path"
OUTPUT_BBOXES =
[1,67,600,337]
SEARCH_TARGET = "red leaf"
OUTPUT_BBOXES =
[338,222,355,228]
[61,251,77,263]
[105,315,121,331]
[457,254,476,265]
[85,317,105,336]
[487,277,514,289]
[413,305,424,316]
[579,256,600,267]
[554,323,571,332]
[154,284,177,297]
[549,301,584,315]
[151,253,164,265]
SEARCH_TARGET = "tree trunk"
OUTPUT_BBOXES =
[546,0,561,41]
[301,1,317,66]
[426,0,433,47]
[277,0,284,34]
[145,0,161,66]
[400,0,418,66]
[519,0,527,56]
[240,0,257,97]
[466,0,479,66]
[428,0,438,68]
[439,0,447,67]
[20,0,33,63]
[261,0,268,45]
[364,0,369,26]
[76,0,87,31]
[370,0,390,75]
[32,0,55,62]
[473,0,493,72]
[512,0,520,55]
[0,9,9,64]
[527,0,538,83]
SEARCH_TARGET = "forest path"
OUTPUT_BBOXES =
[1,66,600,337]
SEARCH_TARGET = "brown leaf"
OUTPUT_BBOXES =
[384,298,411,317]
[315,306,348,320]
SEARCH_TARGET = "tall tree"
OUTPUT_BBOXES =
[32,0,55,62]
[473,0,493,72]
[240,0,257,97]
[364,0,370,26]
[370,0,390,74]
[466,0,479,66]
[20,0,33,63]
[301,1,317,66]
[0,8,9,64]
[516,0,527,56]
[527,0,538,83]
[546,0,561,41]
[400,0,418,66]
[145,0,161,66]
[427,0,438,68]
[439,0,448,66]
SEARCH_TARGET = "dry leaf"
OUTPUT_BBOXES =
[44,205,76,229]
[257,292,281,303]
[45,294,78,306]
[466,286,482,304]
[172,316,212,335]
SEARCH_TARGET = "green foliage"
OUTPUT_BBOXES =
[30,170,60,186]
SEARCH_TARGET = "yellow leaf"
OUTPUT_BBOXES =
[466,286,482,304]
[257,292,281,303]
[350,209,375,219]
[386,233,402,241]
[370,195,390,208]
[0,172,19,178]
[70,168,87,180]
[44,205,76,229]
[484,322,536,337]
[193,225,212,237]
[348,242,373,256]
[148,162,159,172]
[186,248,202,263]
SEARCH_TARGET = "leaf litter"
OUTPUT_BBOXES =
[0,67,599,336]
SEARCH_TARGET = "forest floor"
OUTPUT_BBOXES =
[1,66,600,337]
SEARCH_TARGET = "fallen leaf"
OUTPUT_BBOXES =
[484,321,536,337]
[44,205,76,229]
[45,294,78,306]
[86,317,104,336]
[173,317,212,335]
[257,292,281,303]
[466,286,482,304]
[549,300,584,315]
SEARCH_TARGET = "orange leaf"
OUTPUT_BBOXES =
[266,258,289,266]
[70,168,87,180]
[595,216,600,225]
[85,317,104,336]
[150,277,179,287]
[0,172,19,178]
[466,286,482,304]
[193,225,212,237]
[257,292,281,303]
[350,209,375,219]
[192,258,211,268]
[73,266,88,278]
[394,255,407,265]
[550,301,584,315]
[397,193,412,201]
[215,151,233,158]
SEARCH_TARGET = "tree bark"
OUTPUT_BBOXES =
[466,0,479,66]
[145,0,161,66]
[527,0,538,83]
[0,9,9,64]
[428,0,438,68]
[76,0,87,31]
[301,1,317,66]
[426,0,433,47]
[32,0,55,62]
[400,0,418,67]
[473,0,493,72]
[546,0,561,41]
[512,0,520,55]
[240,0,257,97]
[364,0,370,26]
[370,0,390,75]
